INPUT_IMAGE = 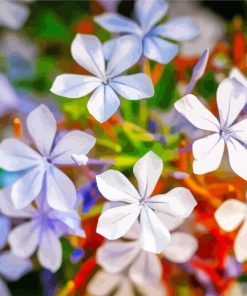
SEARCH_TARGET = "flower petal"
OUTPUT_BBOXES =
[156,212,184,231]
[140,207,170,253]
[87,270,121,296]
[147,187,197,218]
[0,216,10,249]
[94,13,141,34]
[87,85,120,123]
[0,139,41,171]
[97,240,140,273]
[133,151,163,199]
[106,35,142,78]
[0,277,10,296]
[96,169,140,203]
[143,36,178,64]
[235,221,247,263]
[229,67,247,88]
[27,105,56,156]
[135,0,169,32]
[230,119,247,145]
[215,199,246,232]
[192,134,225,174]
[97,203,141,240]
[38,228,62,272]
[71,34,105,79]
[174,94,220,132]
[163,232,198,263]
[11,166,45,209]
[0,73,18,116]
[227,138,247,181]
[0,251,32,280]
[51,130,96,165]
[129,251,162,284]
[8,221,40,258]
[217,78,247,127]
[50,74,102,98]
[153,17,199,41]
[136,282,166,296]
[110,74,154,100]
[46,165,77,212]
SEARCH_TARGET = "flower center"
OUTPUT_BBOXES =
[219,128,233,141]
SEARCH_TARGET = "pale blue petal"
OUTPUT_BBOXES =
[103,38,119,60]
[135,0,169,32]
[153,17,199,41]
[0,278,10,296]
[87,85,120,123]
[94,13,141,34]
[0,251,32,280]
[106,35,142,78]
[0,73,18,116]
[0,217,10,249]
[50,74,102,98]
[143,36,178,64]
[110,74,154,100]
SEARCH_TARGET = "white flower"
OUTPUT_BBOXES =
[96,151,197,253]
[215,199,247,263]
[50,34,154,123]
[174,78,247,180]
[0,104,96,212]
[230,67,247,90]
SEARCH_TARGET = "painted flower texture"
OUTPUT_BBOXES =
[94,0,199,64]
[0,104,96,213]
[96,151,197,253]
[50,34,154,122]
[175,78,247,180]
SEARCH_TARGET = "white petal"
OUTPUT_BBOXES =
[229,68,247,88]
[51,130,96,165]
[103,38,117,60]
[0,216,10,249]
[0,73,18,116]
[115,279,134,296]
[0,251,32,280]
[97,203,141,240]
[11,166,45,209]
[0,139,41,171]
[46,166,77,212]
[110,74,154,100]
[71,34,105,79]
[192,134,225,174]
[140,207,170,253]
[50,74,102,98]
[163,232,198,263]
[215,199,246,232]
[94,13,141,34]
[136,282,166,296]
[135,0,169,32]
[87,85,120,123]
[38,228,62,272]
[153,17,199,41]
[227,138,247,181]
[71,154,88,166]
[124,221,141,240]
[129,251,162,284]
[8,221,40,258]
[230,119,247,145]
[133,151,163,199]
[156,212,184,231]
[174,94,220,132]
[87,270,121,296]
[217,78,247,127]
[0,1,29,30]
[0,278,10,296]
[97,240,140,273]
[96,169,140,203]
[235,220,247,263]
[106,35,142,78]
[27,105,56,156]
[147,187,197,218]
[143,36,179,64]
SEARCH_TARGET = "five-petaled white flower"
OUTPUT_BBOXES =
[175,78,247,180]
[94,0,199,64]
[0,104,96,212]
[50,34,154,123]
[215,198,247,263]
[96,151,197,253]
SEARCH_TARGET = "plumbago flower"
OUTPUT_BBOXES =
[175,78,247,180]
[0,190,84,272]
[0,74,19,116]
[0,104,96,212]
[96,151,197,253]
[50,34,154,123]
[94,0,199,64]
[215,198,247,263]
[97,222,198,278]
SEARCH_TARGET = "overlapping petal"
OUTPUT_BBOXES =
[230,119,247,145]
